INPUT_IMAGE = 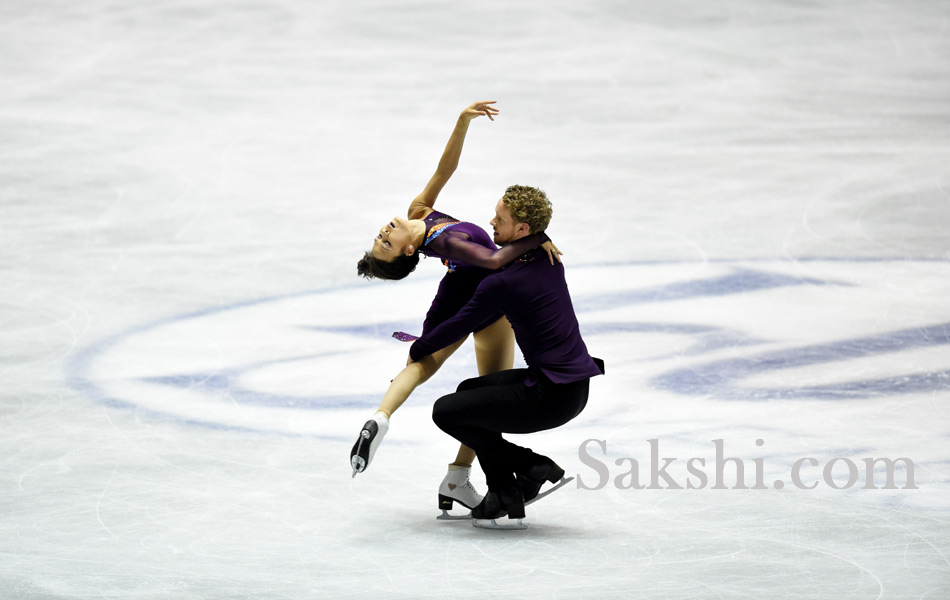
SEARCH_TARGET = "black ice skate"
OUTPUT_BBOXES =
[471,487,527,530]
[518,456,573,506]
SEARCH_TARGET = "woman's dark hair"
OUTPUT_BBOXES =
[357,251,420,280]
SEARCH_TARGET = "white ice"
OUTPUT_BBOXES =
[2,0,949,598]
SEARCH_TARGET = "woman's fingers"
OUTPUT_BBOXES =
[470,101,499,120]
[541,241,563,265]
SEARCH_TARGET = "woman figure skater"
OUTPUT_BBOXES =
[350,101,560,518]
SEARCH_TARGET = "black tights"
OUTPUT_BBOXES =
[432,369,589,490]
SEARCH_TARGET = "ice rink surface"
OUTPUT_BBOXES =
[2,0,949,598]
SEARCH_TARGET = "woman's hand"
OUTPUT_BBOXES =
[410,101,499,218]
[541,240,563,265]
[461,101,499,122]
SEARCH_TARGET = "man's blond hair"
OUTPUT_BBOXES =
[502,185,552,234]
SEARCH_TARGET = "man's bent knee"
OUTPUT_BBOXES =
[456,375,485,393]
[431,395,454,431]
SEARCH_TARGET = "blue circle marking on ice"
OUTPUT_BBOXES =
[66,259,950,435]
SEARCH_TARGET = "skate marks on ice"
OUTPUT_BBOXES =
[354,485,949,599]
[65,258,950,437]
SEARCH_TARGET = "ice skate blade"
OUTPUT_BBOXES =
[525,476,573,506]
[473,518,527,531]
[436,509,472,521]
[350,456,365,478]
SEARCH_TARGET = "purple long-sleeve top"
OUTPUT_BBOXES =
[410,210,546,338]
[409,242,603,384]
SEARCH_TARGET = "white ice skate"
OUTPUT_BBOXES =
[436,464,484,520]
[350,411,389,478]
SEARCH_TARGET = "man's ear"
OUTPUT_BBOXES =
[516,222,532,237]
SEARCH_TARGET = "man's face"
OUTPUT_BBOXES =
[490,198,526,245]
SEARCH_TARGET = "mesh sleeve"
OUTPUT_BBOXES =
[430,230,545,270]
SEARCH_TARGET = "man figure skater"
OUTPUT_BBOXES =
[408,185,604,529]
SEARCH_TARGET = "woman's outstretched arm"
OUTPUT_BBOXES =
[407,101,499,220]
[434,231,563,270]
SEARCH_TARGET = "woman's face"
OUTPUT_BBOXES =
[372,216,414,261]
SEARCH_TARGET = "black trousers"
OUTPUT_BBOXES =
[432,368,590,491]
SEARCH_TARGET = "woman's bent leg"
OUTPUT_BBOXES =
[473,316,515,376]
[354,337,468,477]
[377,336,466,417]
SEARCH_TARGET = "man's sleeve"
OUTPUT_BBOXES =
[409,275,506,362]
